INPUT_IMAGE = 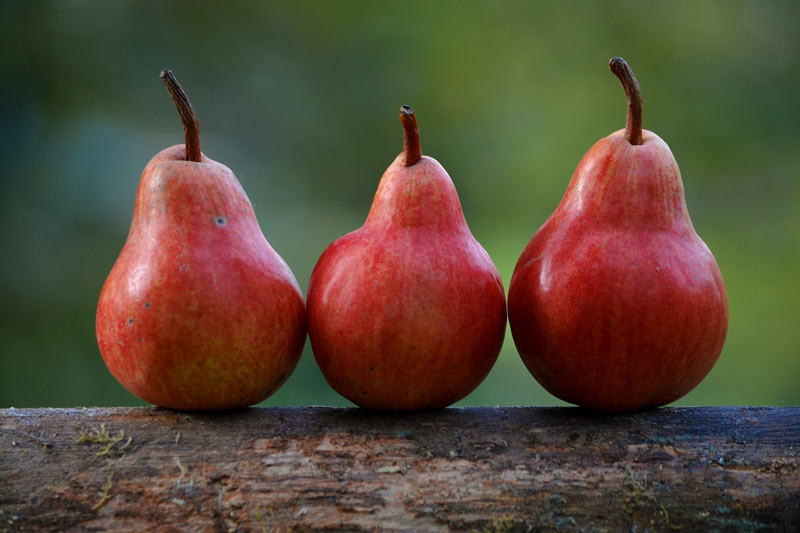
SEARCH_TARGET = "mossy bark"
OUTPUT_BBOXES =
[1,407,798,531]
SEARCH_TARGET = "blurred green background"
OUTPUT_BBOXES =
[1,1,798,408]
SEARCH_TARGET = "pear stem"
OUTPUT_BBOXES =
[609,57,643,146]
[399,105,422,166]
[160,69,202,162]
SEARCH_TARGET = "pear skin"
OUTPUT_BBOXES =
[508,58,728,411]
[307,107,506,411]
[96,71,305,410]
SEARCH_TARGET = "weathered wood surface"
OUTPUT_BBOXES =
[0,407,798,532]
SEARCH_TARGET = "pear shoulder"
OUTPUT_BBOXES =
[603,129,673,152]
[365,154,469,233]
[560,128,690,232]
[146,144,221,167]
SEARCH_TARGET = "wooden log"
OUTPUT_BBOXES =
[1,407,798,531]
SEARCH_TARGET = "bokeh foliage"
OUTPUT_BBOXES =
[1,1,798,407]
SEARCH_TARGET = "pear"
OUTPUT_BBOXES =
[96,70,306,410]
[307,106,507,411]
[508,58,729,411]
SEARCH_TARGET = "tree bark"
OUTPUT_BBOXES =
[1,407,798,532]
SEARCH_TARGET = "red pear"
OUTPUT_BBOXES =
[508,58,728,411]
[307,106,506,411]
[96,70,306,410]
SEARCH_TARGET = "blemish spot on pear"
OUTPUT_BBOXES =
[215,216,227,227]
[127,318,134,325]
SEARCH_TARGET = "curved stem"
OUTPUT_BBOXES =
[399,105,422,166]
[160,69,202,162]
[609,57,643,145]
